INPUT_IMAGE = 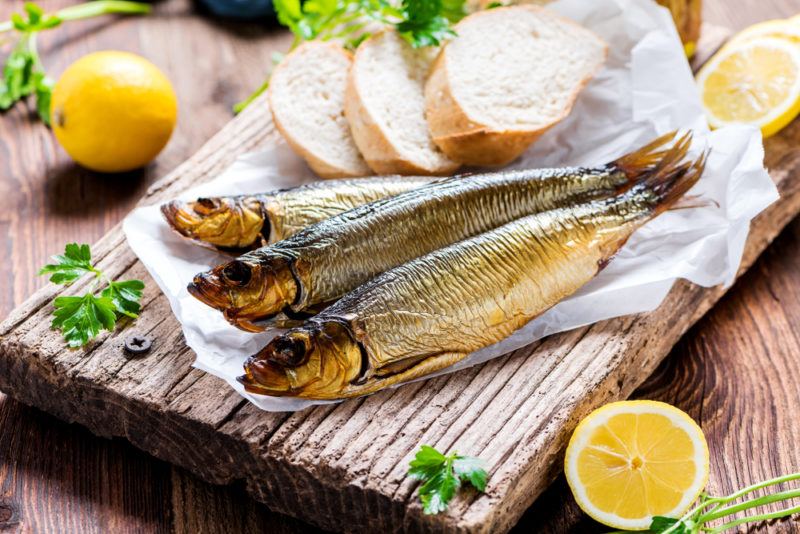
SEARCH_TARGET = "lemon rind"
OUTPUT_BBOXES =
[697,37,800,139]
[564,400,710,531]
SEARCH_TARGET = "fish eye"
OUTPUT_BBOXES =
[222,261,252,286]
[269,332,310,367]
[194,197,223,215]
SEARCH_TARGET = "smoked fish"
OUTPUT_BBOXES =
[190,132,685,331]
[239,143,707,398]
[161,176,434,252]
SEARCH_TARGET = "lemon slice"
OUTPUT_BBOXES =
[696,37,800,137]
[726,19,800,46]
[564,400,709,531]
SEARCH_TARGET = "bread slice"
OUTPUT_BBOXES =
[425,6,607,166]
[269,41,371,179]
[345,30,459,175]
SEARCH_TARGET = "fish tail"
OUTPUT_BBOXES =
[613,131,706,212]
[612,130,681,182]
[644,145,708,215]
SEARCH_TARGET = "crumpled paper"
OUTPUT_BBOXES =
[123,0,778,411]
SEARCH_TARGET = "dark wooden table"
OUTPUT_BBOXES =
[1,0,798,532]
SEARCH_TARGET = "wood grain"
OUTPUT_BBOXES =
[1,1,800,533]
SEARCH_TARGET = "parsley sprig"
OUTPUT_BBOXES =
[233,0,466,113]
[0,1,151,125]
[613,472,800,534]
[39,243,145,348]
[408,445,488,515]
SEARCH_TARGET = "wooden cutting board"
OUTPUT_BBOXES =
[2,26,799,533]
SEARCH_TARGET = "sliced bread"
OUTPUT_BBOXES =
[269,41,371,179]
[425,6,607,166]
[345,30,459,175]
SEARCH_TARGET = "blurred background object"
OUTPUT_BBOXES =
[657,0,702,56]
[472,0,702,56]
[197,0,274,18]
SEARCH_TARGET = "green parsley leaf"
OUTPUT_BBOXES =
[24,2,44,25]
[419,464,460,514]
[396,0,452,48]
[51,293,117,348]
[40,242,146,347]
[452,455,488,491]
[645,516,693,533]
[33,71,53,125]
[10,13,28,31]
[441,0,467,22]
[409,445,447,480]
[1,48,36,109]
[38,243,98,285]
[273,0,303,33]
[101,279,144,318]
[408,445,487,515]
[39,15,62,30]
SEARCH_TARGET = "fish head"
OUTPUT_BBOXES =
[161,196,265,250]
[239,321,362,398]
[187,255,298,331]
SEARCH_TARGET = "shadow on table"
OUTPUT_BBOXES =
[44,162,149,217]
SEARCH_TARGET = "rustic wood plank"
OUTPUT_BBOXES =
[3,20,800,531]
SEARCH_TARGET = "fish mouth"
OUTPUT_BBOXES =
[239,323,363,399]
[161,198,266,252]
[238,359,293,395]
[188,257,300,332]
[161,200,205,238]
[240,331,314,395]
[187,273,231,311]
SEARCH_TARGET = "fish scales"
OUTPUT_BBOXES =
[191,132,684,331]
[240,137,706,398]
[265,177,434,240]
[256,168,626,307]
[335,207,609,366]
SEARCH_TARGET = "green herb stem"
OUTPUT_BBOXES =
[233,78,270,114]
[714,472,800,504]
[0,1,151,33]
[635,472,800,534]
[709,503,800,533]
[699,488,800,523]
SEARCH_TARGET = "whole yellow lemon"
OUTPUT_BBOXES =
[51,51,178,173]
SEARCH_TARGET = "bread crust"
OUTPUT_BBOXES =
[269,41,371,179]
[345,31,460,176]
[424,5,608,166]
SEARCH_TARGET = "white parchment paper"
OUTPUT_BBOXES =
[123,0,779,411]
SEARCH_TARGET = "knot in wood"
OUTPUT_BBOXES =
[0,498,19,527]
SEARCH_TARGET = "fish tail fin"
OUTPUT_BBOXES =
[646,146,709,215]
[595,138,707,262]
[612,130,681,183]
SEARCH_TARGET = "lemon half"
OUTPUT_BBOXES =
[564,400,709,531]
[697,36,800,137]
